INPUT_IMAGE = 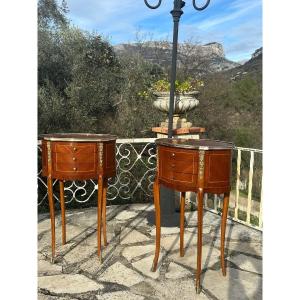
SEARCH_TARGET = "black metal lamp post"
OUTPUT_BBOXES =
[144,0,211,138]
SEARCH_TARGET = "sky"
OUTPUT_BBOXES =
[66,0,262,62]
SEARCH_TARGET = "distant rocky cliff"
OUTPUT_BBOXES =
[114,42,240,75]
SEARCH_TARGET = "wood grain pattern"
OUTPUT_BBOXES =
[153,141,233,293]
[221,192,229,276]
[151,175,161,272]
[180,192,186,257]
[41,137,117,259]
[59,180,66,245]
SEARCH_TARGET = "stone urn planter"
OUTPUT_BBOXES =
[153,91,200,128]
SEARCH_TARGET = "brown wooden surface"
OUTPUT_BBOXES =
[102,178,108,246]
[180,192,186,257]
[151,176,161,272]
[153,140,233,293]
[59,181,66,245]
[221,192,230,276]
[97,175,103,261]
[41,136,117,259]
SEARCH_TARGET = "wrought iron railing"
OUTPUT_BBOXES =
[38,138,263,230]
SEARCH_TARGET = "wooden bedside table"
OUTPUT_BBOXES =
[152,138,233,293]
[41,133,117,261]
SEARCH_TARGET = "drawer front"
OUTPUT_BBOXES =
[159,146,198,187]
[54,152,95,164]
[53,142,96,155]
[159,146,198,174]
[204,150,232,191]
[55,162,97,173]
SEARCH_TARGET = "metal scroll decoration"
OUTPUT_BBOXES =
[107,142,156,201]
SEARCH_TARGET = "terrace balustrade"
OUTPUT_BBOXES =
[38,138,263,230]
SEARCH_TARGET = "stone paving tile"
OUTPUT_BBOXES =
[202,267,262,300]
[128,203,154,211]
[165,262,192,279]
[186,225,212,235]
[130,279,160,299]
[160,231,199,252]
[132,255,161,279]
[228,254,262,274]
[127,216,153,228]
[66,209,97,227]
[150,226,181,236]
[115,210,140,221]
[214,239,262,257]
[38,218,53,234]
[38,259,62,276]
[64,243,96,265]
[149,279,210,300]
[38,274,103,294]
[122,244,155,261]
[120,228,150,245]
[38,224,86,252]
[79,254,104,275]
[38,294,77,300]
[214,223,262,242]
[98,261,144,287]
[38,205,262,300]
[185,211,223,227]
[169,244,221,271]
[97,290,145,300]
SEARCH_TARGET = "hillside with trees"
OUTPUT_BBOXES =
[38,0,262,149]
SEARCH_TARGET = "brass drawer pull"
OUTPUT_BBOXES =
[171,153,175,157]
[73,167,77,171]
[73,147,77,151]
[72,157,76,161]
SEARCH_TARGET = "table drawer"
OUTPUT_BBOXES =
[54,152,96,164]
[54,162,97,173]
[53,143,96,154]
[159,146,198,174]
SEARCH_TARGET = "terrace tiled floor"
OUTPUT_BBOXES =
[38,204,262,300]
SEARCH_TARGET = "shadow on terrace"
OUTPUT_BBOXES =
[38,138,262,300]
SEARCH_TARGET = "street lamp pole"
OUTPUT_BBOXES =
[144,0,211,138]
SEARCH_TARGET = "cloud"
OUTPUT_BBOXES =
[66,0,262,61]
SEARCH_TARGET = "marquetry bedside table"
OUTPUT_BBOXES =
[41,133,117,261]
[151,138,233,293]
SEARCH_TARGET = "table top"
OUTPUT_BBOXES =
[40,133,117,142]
[155,138,234,150]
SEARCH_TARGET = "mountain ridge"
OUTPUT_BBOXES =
[114,41,240,75]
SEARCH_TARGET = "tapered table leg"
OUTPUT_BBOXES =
[97,175,104,262]
[152,176,161,272]
[180,192,186,257]
[59,180,66,245]
[221,192,229,276]
[102,178,108,246]
[47,176,55,259]
[196,188,204,294]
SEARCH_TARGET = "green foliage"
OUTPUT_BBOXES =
[38,10,122,133]
[38,0,68,29]
[38,0,262,147]
[188,72,262,148]
[149,78,204,94]
[111,55,164,137]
